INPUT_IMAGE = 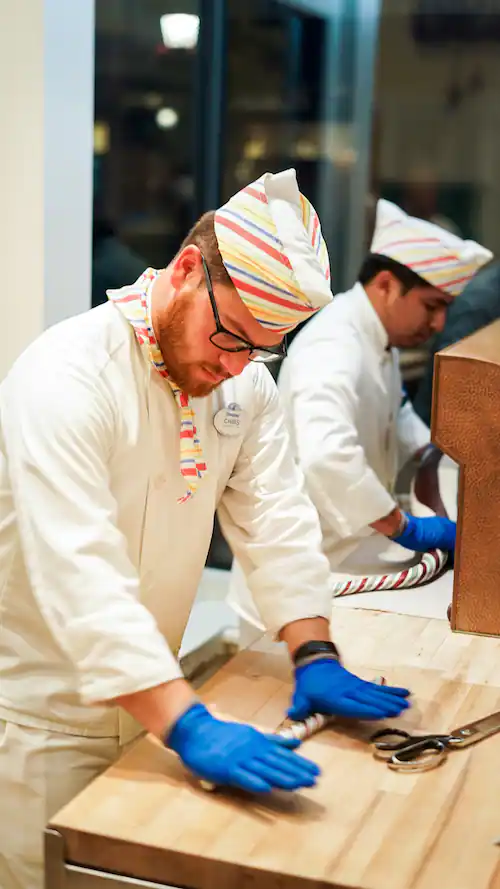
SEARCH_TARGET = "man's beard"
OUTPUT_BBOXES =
[155,294,229,397]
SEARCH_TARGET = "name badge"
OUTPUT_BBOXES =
[213,402,245,437]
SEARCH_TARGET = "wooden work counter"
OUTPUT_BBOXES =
[46,608,500,889]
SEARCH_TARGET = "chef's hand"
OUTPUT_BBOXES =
[166,702,320,793]
[289,659,411,722]
[393,513,456,554]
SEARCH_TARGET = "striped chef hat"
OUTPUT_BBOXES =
[214,169,332,334]
[371,199,493,296]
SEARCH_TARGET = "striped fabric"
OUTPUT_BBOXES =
[214,169,332,334]
[371,199,493,296]
[107,269,207,504]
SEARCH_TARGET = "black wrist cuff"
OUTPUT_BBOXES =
[293,640,341,667]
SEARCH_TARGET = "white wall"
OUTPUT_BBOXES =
[0,0,95,381]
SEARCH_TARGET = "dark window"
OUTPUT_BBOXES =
[93,1,199,307]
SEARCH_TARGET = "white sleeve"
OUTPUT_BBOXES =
[1,360,182,706]
[397,398,431,468]
[286,341,396,537]
[217,368,332,635]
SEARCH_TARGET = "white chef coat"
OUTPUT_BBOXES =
[0,300,332,743]
[278,282,431,567]
[227,282,430,629]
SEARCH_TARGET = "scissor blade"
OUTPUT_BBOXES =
[449,709,500,747]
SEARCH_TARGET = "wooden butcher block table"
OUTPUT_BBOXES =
[46,608,500,889]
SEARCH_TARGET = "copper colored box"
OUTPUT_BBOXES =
[432,319,500,636]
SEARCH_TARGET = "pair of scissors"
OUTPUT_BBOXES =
[370,708,500,772]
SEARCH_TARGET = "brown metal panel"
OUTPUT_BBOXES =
[432,319,500,635]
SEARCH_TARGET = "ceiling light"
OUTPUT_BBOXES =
[93,121,110,155]
[156,107,179,129]
[144,92,163,109]
[160,14,200,49]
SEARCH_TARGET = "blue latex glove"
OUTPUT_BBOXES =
[289,659,411,721]
[167,702,321,793]
[393,513,456,554]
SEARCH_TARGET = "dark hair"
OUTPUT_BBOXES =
[358,253,431,293]
[179,211,233,287]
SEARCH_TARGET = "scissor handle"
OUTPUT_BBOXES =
[370,728,414,760]
[388,737,447,772]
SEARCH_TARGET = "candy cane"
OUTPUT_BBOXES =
[276,711,333,742]
[198,715,332,791]
[199,679,387,793]
[331,548,448,598]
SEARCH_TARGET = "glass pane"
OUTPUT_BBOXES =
[208,0,334,572]
[223,1,328,242]
[370,0,500,404]
[92,0,199,307]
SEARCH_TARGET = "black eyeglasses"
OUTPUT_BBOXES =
[201,255,287,364]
